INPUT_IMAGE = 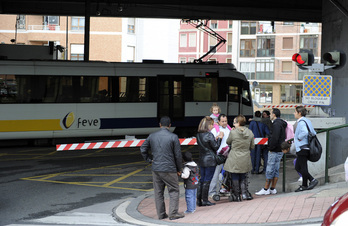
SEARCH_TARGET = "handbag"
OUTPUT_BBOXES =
[197,133,226,165]
[215,153,226,165]
[302,120,322,162]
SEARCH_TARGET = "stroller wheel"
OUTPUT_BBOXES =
[228,195,234,202]
[212,194,220,201]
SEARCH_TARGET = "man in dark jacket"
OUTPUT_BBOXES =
[255,108,287,196]
[140,116,184,220]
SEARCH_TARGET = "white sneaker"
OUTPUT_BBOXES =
[255,188,270,195]
[270,188,277,194]
[298,177,303,182]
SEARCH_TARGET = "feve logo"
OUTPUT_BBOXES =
[62,112,75,129]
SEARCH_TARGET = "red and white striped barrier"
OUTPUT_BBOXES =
[254,138,268,145]
[262,104,315,109]
[56,137,268,151]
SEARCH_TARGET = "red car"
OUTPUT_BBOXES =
[322,192,348,225]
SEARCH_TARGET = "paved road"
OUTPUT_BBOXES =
[0,145,156,225]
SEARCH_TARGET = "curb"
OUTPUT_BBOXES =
[113,184,343,226]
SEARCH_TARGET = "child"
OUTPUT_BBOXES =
[281,141,302,182]
[210,103,221,124]
[281,140,291,154]
[181,151,199,214]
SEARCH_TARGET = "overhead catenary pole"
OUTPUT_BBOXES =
[84,0,91,61]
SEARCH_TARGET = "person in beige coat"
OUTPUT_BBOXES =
[225,115,255,202]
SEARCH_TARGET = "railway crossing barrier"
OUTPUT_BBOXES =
[56,137,268,151]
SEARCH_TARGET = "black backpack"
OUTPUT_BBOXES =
[302,120,322,162]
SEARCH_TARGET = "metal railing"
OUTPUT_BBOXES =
[282,123,348,192]
[28,25,61,31]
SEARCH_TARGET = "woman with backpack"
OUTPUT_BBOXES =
[293,106,319,192]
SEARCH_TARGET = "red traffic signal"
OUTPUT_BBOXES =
[292,53,307,65]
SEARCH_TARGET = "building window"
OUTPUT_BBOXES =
[128,18,135,34]
[281,85,302,103]
[282,61,292,73]
[44,16,59,26]
[189,33,196,47]
[209,37,217,53]
[229,20,233,29]
[300,35,318,56]
[226,58,232,63]
[257,36,275,57]
[227,33,232,53]
[254,84,273,104]
[180,57,186,63]
[71,17,85,31]
[283,37,293,49]
[256,59,274,80]
[70,44,84,61]
[241,22,256,35]
[240,39,256,57]
[180,34,187,47]
[189,57,195,63]
[210,20,218,29]
[240,62,256,80]
[17,15,26,29]
[258,21,273,34]
[127,46,135,62]
[283,22,294,25]
[71,54,84,61]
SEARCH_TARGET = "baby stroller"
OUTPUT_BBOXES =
[212,168,231,201]
[214,171,253,202]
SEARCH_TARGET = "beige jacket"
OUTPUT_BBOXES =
[224,126,255,173]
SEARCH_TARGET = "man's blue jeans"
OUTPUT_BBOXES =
[185,188,197,212]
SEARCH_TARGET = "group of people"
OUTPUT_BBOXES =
[140,104,318,220]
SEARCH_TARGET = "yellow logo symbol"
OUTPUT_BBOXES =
[63,112,75,129]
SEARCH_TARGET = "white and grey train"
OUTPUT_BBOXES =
[0,60,253,141]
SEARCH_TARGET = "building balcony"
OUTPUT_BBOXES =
[28,25,61,31]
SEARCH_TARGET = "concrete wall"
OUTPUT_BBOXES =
[322,0,348,167]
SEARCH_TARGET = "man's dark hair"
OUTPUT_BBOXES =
[262,110,270,117]
[272,108,281,118]
[218,114,227,121]
[183,151,193,162]
[254,111,261,117]
[160,116,171,127]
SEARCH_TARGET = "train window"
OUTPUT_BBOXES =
[242,82,252,106]
[118,77,153,102]
[0,74,17,103]
[193,78,218,101]
[229,85,239,102]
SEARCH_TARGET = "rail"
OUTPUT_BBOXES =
[282,123,348,192]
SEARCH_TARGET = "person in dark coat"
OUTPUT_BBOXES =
[249,111,270,174]
[196,116,223,206]
[140,116,184,220]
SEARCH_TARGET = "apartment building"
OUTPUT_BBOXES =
[0,15,179,62]
[178,20,322,117]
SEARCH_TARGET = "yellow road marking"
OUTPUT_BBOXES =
[80,149,105,157]
[31,151,57,159]
[102,168,144,187]
[0,153,8,157]
[21,177,153,192]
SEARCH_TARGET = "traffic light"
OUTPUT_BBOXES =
[292,53,309,66]
[323,51,340,66]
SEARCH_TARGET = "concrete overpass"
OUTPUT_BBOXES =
[1,0,348,167]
